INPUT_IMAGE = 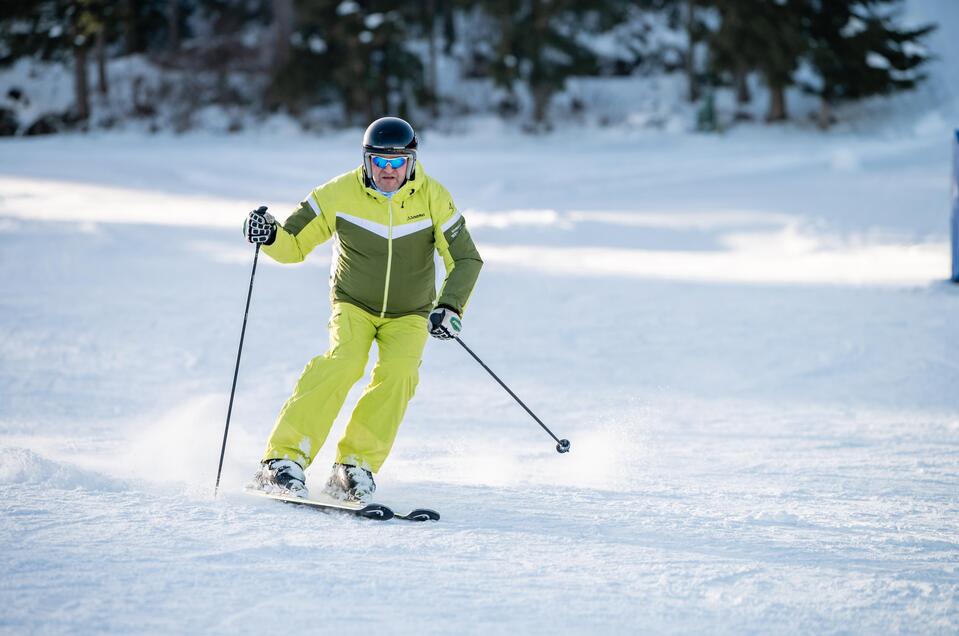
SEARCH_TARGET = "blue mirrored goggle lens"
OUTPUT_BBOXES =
[371,156,407,169]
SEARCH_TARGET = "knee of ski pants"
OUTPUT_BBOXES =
[371,357,421,389]
[295,350,368,392]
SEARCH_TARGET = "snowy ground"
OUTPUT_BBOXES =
[1,120,958,634]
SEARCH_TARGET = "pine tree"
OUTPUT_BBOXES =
[683,0,709,103]
[709,0,806,123]
[800,0,935,129]
[270,1,425,125]
[474,0,626,130]
[115,0,182,56]
[0,1,65,67]
[708,0,756,118]
[0,1,116,122]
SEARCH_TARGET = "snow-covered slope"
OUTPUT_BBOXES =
[1,114,958,633]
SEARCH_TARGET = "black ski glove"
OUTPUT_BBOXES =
[244,206,277,245]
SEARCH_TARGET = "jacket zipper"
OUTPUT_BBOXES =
[380,197,394,318]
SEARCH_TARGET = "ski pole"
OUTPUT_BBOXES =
[454,337,570,454]
[215,242,261,497]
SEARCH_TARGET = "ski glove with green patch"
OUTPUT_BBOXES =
[244,206,277,245]
[428,305,462,340]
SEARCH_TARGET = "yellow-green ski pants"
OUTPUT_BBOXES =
[262,302,428,472]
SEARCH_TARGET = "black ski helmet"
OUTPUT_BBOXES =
[362,116,418,184]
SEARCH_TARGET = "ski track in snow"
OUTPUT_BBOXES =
[1,126,958,634]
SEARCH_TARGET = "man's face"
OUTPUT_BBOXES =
[369,155,409,192]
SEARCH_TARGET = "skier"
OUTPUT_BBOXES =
[244,117,482,502]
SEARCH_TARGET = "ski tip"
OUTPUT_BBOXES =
[398,508,440,522]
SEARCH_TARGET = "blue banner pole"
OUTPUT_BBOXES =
[953,130,959,282]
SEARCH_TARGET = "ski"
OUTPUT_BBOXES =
[245,488,394,520]
[246,489,440,522]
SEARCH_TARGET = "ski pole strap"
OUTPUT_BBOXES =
[454,337,563,445]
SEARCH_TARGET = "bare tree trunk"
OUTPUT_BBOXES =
[686,0,700,103]
[531,84,552,127]
[732,62,751,120]
[74,44,90,120]
[96,30,108,96]
[442,3,455,56]
[124,0,139,55]
[427,0,438,119]
[497,12,512,73]
[530,0,552,127]
[167,0,180,53]
[817,97,834,130]
[272,0,294,72]
[766,84,787,122]
[735,62,750,105]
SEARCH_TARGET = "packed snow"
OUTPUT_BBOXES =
[1,115,957,634]
[3,2,959,625]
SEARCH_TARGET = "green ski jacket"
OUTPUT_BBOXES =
[263,164,483,319]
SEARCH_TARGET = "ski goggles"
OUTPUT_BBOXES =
[370,155,408,170]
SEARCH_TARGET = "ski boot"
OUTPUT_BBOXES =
[251,459,308,497]
[324,463,376,503]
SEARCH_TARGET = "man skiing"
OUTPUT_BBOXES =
[243,117,482,502]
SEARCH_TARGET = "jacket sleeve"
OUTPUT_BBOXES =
[262,190,334,264]
[432,184,482,315]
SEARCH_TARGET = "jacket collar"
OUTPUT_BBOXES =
[356,164,424,203]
